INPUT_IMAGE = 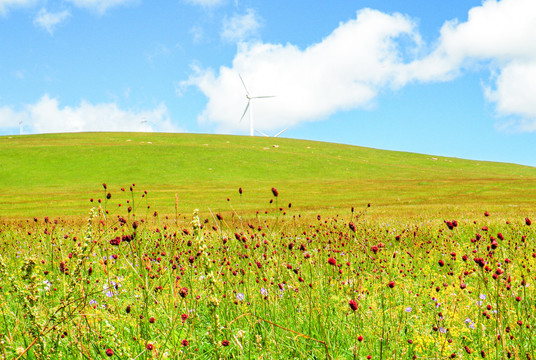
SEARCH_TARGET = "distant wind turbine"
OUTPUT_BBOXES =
[255,128,288,138]
[19,120,23,135]
[239,74,275,136]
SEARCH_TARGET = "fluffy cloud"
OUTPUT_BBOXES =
[400,0,536,130]
[65,0,136,14]
[185,0,536,133]
[33,8,70,34]
[0,0,35,15]
[184,0,225,8]
[184,9,420,134]
[0,95,180,134]
[221,8,261,42]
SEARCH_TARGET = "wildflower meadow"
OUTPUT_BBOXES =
[0,184,535,359]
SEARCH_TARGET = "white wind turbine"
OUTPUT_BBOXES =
[239,74,275,136]
[19,120,23,135]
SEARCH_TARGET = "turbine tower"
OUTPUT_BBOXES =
[239,74,275,136]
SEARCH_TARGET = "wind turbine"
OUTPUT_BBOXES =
[239,74,275,136]
[255,128,288,138]
[19,120,23,135]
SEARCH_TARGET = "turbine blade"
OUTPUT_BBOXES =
[255,129,269,137]
[251,95,276,99]
[274,128,288,137]
[238,74,250,96]
[240,100,250,122]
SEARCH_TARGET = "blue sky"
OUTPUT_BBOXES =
[1,0,536,167]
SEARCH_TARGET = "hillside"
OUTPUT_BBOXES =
[1,132,535,220]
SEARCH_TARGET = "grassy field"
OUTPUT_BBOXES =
[1,132,536,359]
[1,132,535,222]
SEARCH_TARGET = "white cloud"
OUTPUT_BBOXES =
[221,8,261,42]
[0,95,181,134]
[33,8,70,34]
[183,9,421,134]
[0,0,35,15]
[65,0,136,14]
[185,0,225,8]
[409,0,536,131]
[184,0,536,133]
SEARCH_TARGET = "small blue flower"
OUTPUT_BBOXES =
[236,293,245,301]
[260,288,268,296]
[405,306,412,312]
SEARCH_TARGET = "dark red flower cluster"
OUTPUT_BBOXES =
[349,299,358,311]
[179,287,189,298]
[271,187,279,197]
[328,257,337,266]
[110,236,121,246]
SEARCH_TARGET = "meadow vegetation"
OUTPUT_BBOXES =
[1,133,535,359]
[0,183,535,359]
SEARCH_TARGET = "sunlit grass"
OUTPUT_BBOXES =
[1,185,534,359]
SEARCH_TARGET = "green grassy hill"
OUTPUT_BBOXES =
[1,132,535,221]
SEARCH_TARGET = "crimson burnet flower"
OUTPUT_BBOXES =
[387,281,395,288]
[149,317,155,323]
[357,335,363,342]
[239,187,243,195]
[147,343,154,350]
[328,257,337,266]
[438,259,445,267]
[371,245,379,254]
[497,233,504,240]
[179,287,189,298]
[526,217,531,226]
[222,340,230,346]
[349,222,356,232]
[484,211,490,217]
[181,313,188,322]
[349,299,358,311]
[106,348,114,356]
[271,187,279,197]
[181,339,189,346]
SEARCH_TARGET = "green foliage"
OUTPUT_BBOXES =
[0,189,535,359]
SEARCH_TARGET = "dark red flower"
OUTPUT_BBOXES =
[358,335,363,342]
[110,236,121,246]
[106,348,114,357]
[182,339,189,346]
[526,217,531,226]
[328,257,337,266]
[438,259,445,267]
[387,281,395,288]
[349,222,356,232]
[349,299,358,311]
[271,187,279,197]
[179,287,189,298]
[147,343,154,350]
[222,340,230,346]
[239,187,243,195]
